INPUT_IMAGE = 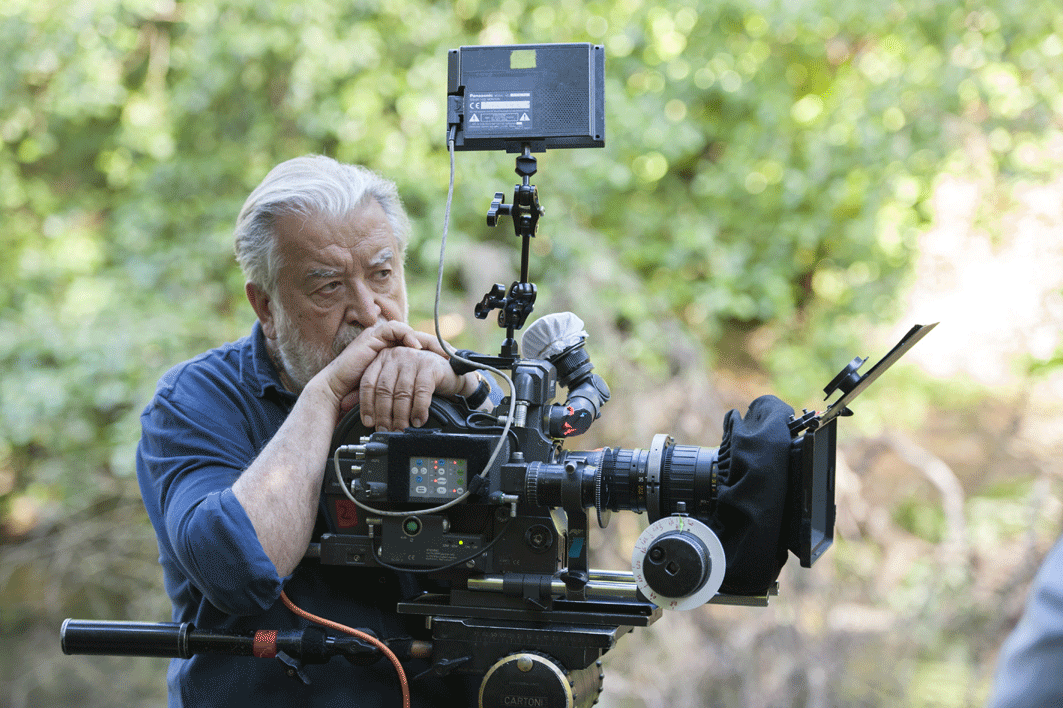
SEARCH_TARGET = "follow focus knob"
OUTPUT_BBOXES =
[631,516,726,610]
[642,532,710,600]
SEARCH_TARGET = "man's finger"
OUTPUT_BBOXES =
[409,366,438,429]
[363,320,424,350]
[359,357,381,429]
[339,389,359,414]
[411,331,450,358]
[376,353,416,431]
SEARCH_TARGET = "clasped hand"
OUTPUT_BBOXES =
[317,320,472,432]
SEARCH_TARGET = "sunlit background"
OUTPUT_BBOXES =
[2,1,1061,706]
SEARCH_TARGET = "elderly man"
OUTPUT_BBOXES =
[136,155,488,706]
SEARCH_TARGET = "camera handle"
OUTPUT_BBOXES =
[475,146,543,360]
[59,619,392,672]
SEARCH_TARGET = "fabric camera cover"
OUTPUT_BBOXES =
[711,394,796,595]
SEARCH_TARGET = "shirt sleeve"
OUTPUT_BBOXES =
[137,363,285,617]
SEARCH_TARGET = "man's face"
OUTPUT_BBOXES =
[253,198,408,393]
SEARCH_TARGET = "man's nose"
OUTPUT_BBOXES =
[345,281,381,328]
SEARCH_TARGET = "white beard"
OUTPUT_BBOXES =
[272,306,366,394]
[268,282,407,394]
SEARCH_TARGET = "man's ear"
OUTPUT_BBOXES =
[246,282,278,340]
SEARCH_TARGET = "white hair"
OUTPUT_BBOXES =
[233,155,411,295]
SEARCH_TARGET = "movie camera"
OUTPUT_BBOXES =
[61,44,935,708]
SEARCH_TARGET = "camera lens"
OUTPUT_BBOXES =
[522,439,719,525]
[598,441,718,523]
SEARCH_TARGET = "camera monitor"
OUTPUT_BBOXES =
[447,43,606,152]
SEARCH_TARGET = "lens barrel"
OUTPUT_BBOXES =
[524,440,719,523]
[598,442,718,523]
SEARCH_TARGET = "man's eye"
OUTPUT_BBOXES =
[321,281,342,293]
[375,269,392,281]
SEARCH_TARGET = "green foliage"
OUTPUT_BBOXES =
[0,0,1058,527]
[1,2,1062,703]
[895,496,947,544]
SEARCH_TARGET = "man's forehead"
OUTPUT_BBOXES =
[304,246,393,275]
[274,205,399,267]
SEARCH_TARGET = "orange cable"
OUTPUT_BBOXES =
[280,590,411,708]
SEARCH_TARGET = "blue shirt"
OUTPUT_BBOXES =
[136,322,474,707]
[989,534,1063,708]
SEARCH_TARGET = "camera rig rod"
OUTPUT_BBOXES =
[477,145,544,359]
[463,571,776,607]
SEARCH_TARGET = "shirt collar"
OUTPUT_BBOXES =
[247,320,297,404]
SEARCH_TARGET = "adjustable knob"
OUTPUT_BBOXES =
[641,532,711,600]
[631,516,726,610]
[486,192,512,226]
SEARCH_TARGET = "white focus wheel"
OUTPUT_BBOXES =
[631,516,726,611]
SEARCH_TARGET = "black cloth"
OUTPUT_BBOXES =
[711,395,795,595]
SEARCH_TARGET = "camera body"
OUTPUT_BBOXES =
[317,315,741,603]
[311,311,840,703]
[316,307,839,594]
[310,310,938,708]
[319,385,561,582]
